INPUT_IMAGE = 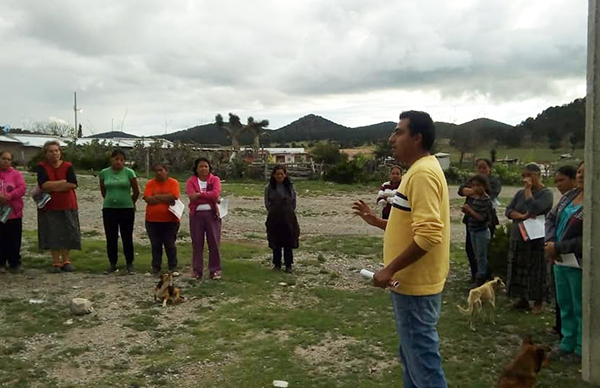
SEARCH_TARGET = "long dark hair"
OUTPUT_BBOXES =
[269,164,293,193]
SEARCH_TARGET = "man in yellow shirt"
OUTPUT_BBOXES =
[353,110,449,388]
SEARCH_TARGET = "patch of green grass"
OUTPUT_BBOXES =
[57,346,90,358]
[126,312,160,332]
[0,297,69,338]
[0,342,26,355]
[302,235,382,257]
[219,179,380,198]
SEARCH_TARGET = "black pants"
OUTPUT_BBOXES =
[146,221,179,271]
[102,208,135,265]
[0,218,22,268]
[273,246,293,268]
[465,224,496,280]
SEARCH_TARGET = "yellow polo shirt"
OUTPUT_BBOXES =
[383,155,450,295]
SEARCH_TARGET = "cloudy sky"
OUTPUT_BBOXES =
[0,0,588,136]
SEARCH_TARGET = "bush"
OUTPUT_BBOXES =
[494,164,522,186]
[444,166,472,185]
[444,163,523,186]
[310,143,346,165]
[488,223,510,280]
[324,160,362,184]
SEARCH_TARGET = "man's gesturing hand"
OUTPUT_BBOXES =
[352,200,378,226]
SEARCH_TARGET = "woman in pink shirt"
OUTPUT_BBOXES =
[186,157,222,280]
[0,151,27,273]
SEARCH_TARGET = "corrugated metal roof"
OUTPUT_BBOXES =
[0,135,21,143]
[6,134,68,147]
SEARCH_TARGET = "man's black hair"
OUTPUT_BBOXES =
[399,110,435,151]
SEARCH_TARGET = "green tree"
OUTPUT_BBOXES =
[310,143,346,164]
[374,139,392,160]
[450,126,480,166]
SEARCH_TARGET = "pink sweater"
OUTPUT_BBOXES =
[185,174,221,217]
[0,167,27,219]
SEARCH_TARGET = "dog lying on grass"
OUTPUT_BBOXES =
[497,336,551,388]
[153,272,185,307]
[457,276,505,331]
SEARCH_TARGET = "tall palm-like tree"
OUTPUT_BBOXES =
[244,116,270,158]
[215,113,244,151]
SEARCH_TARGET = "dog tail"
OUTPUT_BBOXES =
[457,303,472,315]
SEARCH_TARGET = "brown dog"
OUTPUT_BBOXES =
[457,276,505,331]
[497,336,551,388]
[153,272,185,307]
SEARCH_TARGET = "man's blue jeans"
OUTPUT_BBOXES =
[469,228,491,279]
[391,291,447,388]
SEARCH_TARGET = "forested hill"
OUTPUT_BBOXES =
[87,131,138,139]
[160,98,585,147]
[162,114,465,147]
[516,97,585,149]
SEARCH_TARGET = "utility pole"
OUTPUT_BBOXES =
[73,92,78,137]
[583,0,600,384]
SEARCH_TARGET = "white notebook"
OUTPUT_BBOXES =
[168,199,185,220]
[218,198,229,219]
[522,215,546,240]
[556,253,581,268]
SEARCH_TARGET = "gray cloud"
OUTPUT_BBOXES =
[0,0,588,134]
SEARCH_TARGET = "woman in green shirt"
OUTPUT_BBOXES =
[99,149,139,274]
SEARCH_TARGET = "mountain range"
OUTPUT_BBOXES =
[155,114,475,147]
[85,97,585,148]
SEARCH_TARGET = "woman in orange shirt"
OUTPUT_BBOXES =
[143,164,181,276]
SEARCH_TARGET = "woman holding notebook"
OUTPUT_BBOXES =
[544,162,584,361]
[186,157,222,280]
[144,163,181,276]
[505,163,553,314]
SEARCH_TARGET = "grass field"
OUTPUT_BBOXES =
[0,232,593,387]
[437,145,584,165]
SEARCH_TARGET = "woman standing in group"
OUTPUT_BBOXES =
[545,162,584,361]
[186,157,222,280]
[144,164,181,276]
[265,165,300,273]
[37,141,81,272]
[0,151,26,274]
[554,165,577,196]
[99,149,139,274]
[376,166,402,220]
[458,158,502,282]
[505,163,553,314]
[549,164,578,337]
